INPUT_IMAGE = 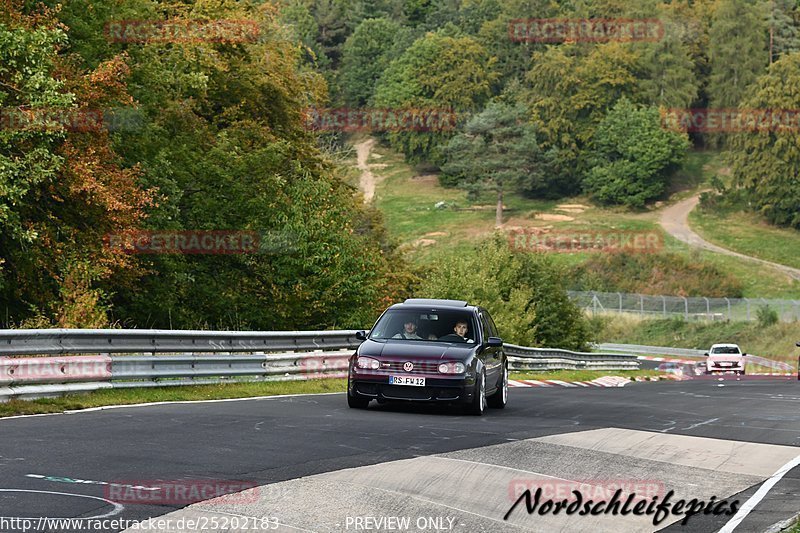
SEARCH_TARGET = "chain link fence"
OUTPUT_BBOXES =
[568,291,800,323]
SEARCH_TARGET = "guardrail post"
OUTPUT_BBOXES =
[618,292,622,314]
[683,297,688,320]
[746,298,750,321]
[639,295,644,317]
[724,297,730,321]
[703,297,710,319]
[662,296,666,317]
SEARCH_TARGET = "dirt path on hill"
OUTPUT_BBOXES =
[355,138,377,202]
[659,194,800,281]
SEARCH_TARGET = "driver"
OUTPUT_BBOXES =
[452,320,474,343]
[392,317,422,340]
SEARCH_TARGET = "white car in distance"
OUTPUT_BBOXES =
[704,343,746,375]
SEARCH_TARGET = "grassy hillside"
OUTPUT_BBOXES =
[690,208,800,270]
[361,140,800,298]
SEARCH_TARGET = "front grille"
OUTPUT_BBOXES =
[380,385,433,400]
[377,384,463,401]
[381,361,441,374]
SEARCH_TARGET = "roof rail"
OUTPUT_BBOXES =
[402,298,468,307]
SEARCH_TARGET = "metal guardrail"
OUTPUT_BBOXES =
[505,343,639,371]
[0,330,639,401]
[595,343,705,357]
[596,342,795,371]
[0,329,362,356]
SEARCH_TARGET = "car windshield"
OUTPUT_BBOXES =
[369,309,478,344]
[711,347,741,354]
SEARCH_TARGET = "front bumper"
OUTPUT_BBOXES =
[349,368,475,403]
[707,362,744,373]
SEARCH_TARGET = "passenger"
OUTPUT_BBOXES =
[452,320,474,343]
[392,317,422,340]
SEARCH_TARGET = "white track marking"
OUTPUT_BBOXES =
[431,456,577,482]
[0,489,123,519]
[718,453,800,533]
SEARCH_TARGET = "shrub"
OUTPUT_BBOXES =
[568,252,744,297]
[757,305,779,327]
[415,235,589,350]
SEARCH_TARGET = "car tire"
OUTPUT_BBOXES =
[347,391,370,409]
[347,376,370,409]
[487,364,507,409]
[464,370,486,416]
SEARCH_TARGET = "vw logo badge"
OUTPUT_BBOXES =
[403,361,414,372]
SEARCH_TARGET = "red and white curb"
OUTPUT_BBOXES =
[635,374,687,381]
[637,355,699,365]
[509,376,630,388]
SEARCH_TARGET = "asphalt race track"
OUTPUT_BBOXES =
[1,377,798,533]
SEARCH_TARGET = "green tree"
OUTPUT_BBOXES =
[441,103,552,226]
[726,52,800,228]
[374,28,497,163]
[522,42,644,193]
[763,0,800,64]
[584,98,689,207]
[637,22,698,108]
[708,0,768,108]
[416,236,588,350]
[44,0,413,329]
[0,7,153,327]
[340,18,404,106]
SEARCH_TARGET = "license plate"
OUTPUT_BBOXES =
[389,376,425,386]
[719,362,733,367]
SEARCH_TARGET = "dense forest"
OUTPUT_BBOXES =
[1,0,798,343]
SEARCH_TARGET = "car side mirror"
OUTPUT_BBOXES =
[703,352,708,356]
[487,337,503,347]
[742,353,747,356]
[796,342,800,347]
[355,330,367,341]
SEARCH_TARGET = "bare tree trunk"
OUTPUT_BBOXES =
[770,25,774,65]
[495,188,504,228]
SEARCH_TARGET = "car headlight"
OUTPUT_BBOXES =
[356,356,380,370]
[438,362,466,374]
